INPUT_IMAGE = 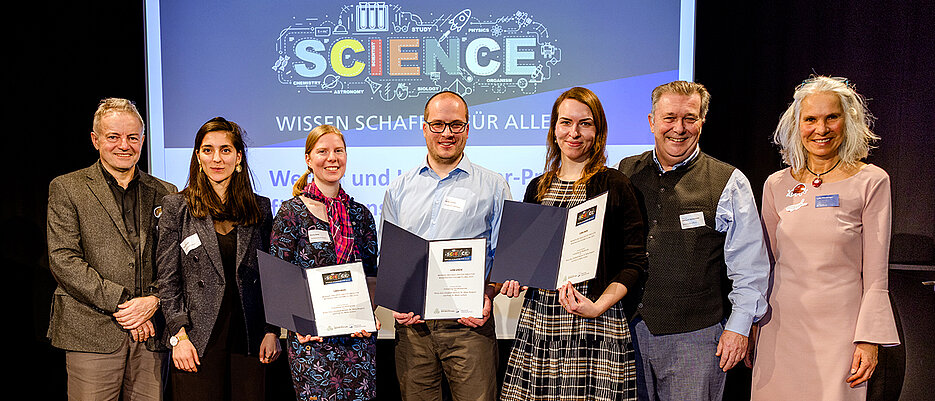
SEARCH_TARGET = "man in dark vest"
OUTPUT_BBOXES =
[616,81,769,400]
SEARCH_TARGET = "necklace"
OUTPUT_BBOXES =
[805,159,842,187]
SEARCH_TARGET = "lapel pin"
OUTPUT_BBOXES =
[786,183,807,198]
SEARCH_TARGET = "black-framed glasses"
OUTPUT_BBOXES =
[425,120,468,133]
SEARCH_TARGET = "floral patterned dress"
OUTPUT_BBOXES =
[270,195,379,401]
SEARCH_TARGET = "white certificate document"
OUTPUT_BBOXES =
[306,262,377,337]
[555,192,608,287]
[424,238,486,319]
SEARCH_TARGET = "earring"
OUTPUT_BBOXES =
[235,164,242,173]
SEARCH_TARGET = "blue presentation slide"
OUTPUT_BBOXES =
[145,0,695,216]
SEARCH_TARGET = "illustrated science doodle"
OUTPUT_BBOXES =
[273,2,563,102]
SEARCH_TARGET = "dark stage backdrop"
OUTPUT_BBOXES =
[8,1,933,400]
[695,1,935,257]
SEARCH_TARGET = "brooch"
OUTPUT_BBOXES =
[786,183,807,198]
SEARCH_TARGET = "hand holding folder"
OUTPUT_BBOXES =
[257,251,376,337]
[489,192,608,289]
[375,222,486,320]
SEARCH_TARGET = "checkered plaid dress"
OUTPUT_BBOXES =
[500,178,637,401]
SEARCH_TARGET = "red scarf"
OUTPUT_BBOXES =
[302,182,356,264]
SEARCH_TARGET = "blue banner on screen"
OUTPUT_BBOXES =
[145,0,695,216]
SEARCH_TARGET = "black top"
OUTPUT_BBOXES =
[99,161,142,303]
[99,161,141,241]
[212,229,248,354]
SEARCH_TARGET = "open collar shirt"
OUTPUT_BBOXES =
[380,154,511,276]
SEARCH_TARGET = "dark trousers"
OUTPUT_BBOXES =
[170,338,265,401]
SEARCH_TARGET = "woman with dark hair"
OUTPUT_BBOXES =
[269,124,379,401]
[750,77,899,400]
[499,87,647,401]
[157,117,281,400]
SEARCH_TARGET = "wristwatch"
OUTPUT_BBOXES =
[169,333,189,347]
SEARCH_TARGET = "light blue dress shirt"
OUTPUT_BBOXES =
[651,146,770,336]
[380,154,511,277]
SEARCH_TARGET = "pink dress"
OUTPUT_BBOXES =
[752,165,899,400]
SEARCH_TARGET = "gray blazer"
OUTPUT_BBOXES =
[156,192,273,357]
[47,163,177,353]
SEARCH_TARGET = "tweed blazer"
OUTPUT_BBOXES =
[47,162,177,353]
[156,192,273,357]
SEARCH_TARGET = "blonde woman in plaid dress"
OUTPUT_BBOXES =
[499,87,647,401]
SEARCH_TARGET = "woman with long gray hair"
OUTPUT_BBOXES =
[750,77,899,400]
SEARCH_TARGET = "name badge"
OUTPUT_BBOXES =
[679,211,705,229]
[308,229,332,243]
[180,233,201,255]
[815,194,840,208]
[441,196,466,213]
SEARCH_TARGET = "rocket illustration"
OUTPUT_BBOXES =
[439,9,471,42]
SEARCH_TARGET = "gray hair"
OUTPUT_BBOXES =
[92,98,145,134]
[773,76,877,171]
[650,80,711,119]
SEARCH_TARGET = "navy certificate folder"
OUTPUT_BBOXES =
[257,250,319,335]
[488,200,567,289]
[375,221,430,315]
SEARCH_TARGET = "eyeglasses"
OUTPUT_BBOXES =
[425,120,468,133]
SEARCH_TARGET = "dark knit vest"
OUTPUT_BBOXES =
[618,151,735,335]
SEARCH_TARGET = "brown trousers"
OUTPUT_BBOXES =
[65,336,165,401]
[395,319,499,401]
